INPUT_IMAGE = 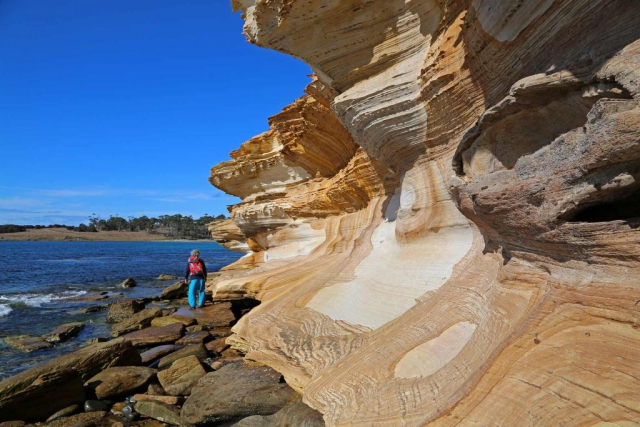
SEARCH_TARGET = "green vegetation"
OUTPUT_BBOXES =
[0,213,227,240]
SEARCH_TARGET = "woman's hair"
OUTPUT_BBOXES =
[190,249,200,258]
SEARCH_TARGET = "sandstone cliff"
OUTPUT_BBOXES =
[209,1,640,425]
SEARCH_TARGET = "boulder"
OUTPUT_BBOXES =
[120,323,184,347]
[133,394,184,406]
[140,345,181,364]
[150,315,195,328]
[146,383,166,396]
[135,400,180,426]
[186,325,205,332]
[172,303,235,328]
[43,411,107,427]
[159,281,188,300]
[106,299,145,323]
[175,331,210,346]
[119,278,137,288]
[233,398,325,427]
[42,322,85,343]
[80,305,108,314]
[158,344,208,370]
[208,327,233,338]
[46,404,82,422]
[0,368,85,423]
[157,356,207,396]
[157,275,179,281]
[110,308,163,337]
[84,366,157,400]
[180,362,298,425]
[205,338,229,355]
[3,335,52,352]
[0,339,140,422]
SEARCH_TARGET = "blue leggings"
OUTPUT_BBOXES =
[188,278,205,308]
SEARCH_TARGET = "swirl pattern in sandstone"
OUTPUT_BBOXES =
[209,0,640,425]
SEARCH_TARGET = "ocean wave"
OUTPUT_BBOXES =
[0,290,87,308]
[0,304,12,317]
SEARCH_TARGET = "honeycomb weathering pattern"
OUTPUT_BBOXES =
[209,0,640,425]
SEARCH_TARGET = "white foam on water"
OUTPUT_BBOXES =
[0,304,12,317]
[0,290,87,307]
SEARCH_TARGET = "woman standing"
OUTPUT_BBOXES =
[184,249,207,309]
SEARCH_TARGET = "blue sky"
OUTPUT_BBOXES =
[0,0,311,225]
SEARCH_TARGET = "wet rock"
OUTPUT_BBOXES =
[180,362,298,426]
[135,400,181,426]
[140,345,181,364]
[158,344,207,370]
[84,400,110,412]
[157,356,207,396]
[0,339,140,422]
[150,315,195,328]
[111,308,164,337]
[133,394,184,406]
[159,281,189,300]
[84,366,157,400]
[172,303,235,328]
[80,305,108,314]
[233,397,325,427]
[205,338,229,355]
[120,278,137,288]
[42,322,85,343]
[106,299,145,323]
[175,331,210,346]
[120,323,184,347]
[46,404,82,422]
[3,335,53,352]
[157,275,179,281]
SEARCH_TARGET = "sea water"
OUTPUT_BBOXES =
[0,241,242,380]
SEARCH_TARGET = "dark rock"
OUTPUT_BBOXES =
[135,400,181,426]
[157,275,179,281]
[208,327,233,338]
[84,366,157,400]
[42,322,85,343]
[157,355,207,396]
[120,278,137,288]
[120,323,184,347]
[85,337,109,345]
[175,331,210,346]
[3,335,53,352]
[180,362,298,426]
[110,308,164,337]
[140,345,181,365]
[158,344,208,370]
[0,421,25,427]
[84,400,110,412]
[106,299,145,324]
[159,281,189,300]
[0,339,140,422]
[233,397,325,427]
[80,305,108,314]
[46,404,82,422]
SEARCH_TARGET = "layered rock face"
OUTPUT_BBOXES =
[210,1,640,425]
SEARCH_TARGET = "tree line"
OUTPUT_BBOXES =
[0,213,227,240]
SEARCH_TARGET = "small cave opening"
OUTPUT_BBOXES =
[565,189,640,223]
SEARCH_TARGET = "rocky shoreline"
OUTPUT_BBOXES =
[0,280,325,426]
